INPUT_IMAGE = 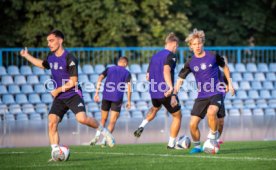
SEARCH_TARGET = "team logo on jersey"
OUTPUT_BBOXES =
[172,58,176,61]
[194,66,199,72]
[78,103,84,107]
[59,66,63,70]
[54,62,59,70]
[69,61,75,66]
[209,64,212,67]
[50,63,53,69]
[200,63,207,70]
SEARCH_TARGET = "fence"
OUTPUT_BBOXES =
[0,46,276,66]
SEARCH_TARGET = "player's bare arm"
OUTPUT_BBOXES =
[94,74,105,103]
[222,64,235,96]
[163,65,173,97]
[20,47,45,69]
[126,82,132,110]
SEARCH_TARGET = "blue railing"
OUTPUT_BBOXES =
[0,46,276,66]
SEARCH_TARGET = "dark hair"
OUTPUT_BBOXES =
[47,30,64,40]
[118,56,129,63]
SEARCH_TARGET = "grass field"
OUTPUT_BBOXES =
[1,141,276,170]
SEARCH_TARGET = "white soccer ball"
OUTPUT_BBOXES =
[51,145,70,161]
[176,135,191,149]
[203,139,220,154]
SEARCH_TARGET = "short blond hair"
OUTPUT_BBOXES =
[165,32,179,44]
[185,28,205,45]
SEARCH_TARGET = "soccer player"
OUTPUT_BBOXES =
[89,57,132,146]
[19,30,115,159]
[133,32,182,149]
[172,29,235,153]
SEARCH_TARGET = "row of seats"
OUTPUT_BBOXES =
[1,63,276,76]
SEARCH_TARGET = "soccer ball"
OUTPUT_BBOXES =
[203,139,220,154]
[51,145,70,161]
[176,135,191,149]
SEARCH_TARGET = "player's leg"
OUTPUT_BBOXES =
[107,100,122,133]
[217,103,225,144]
[189,98,209,153]
[162,96,182,149]
[134,99,161,137]
[67,95,115,147]
[90,100,111,145]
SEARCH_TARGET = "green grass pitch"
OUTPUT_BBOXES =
[1,141,276,170]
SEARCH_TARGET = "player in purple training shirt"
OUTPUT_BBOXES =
[134,33,182,149]
[89,57,132,146]
[20,30,115,159]
[172,29,235,154]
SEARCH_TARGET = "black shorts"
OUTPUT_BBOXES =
[191,94,224,119]
[101,99,123,112]
[49,94,86,120]
[151,95,181,114]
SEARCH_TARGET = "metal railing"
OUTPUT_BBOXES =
[0,46,276,66]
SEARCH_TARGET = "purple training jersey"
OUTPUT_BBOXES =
[178,51,225,99]
[42,50,82,99]
[148,49,177,99]
[102,66,131,102]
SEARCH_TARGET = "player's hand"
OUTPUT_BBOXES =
[225,85,229,93]
[228,84,235,96]
[20,47,29,58]
[146,73,149,81]
[94,94,100,103]
[126,101,131,110]
[164,87,173,97]
[170,95,178,107]
[50,89,60,98]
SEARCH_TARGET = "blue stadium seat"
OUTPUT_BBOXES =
[232,73,242,82]
[227,63,235,72]
[87,102,99,112]
[243,73,254,81]
[9,104,22,114]
[35,103,48,114]
[34,84,47,94]
[41,93,53,104]
[21,84,34,94]
[235,63,246,72]
[246,63,257,72]
[7,65,20,75]
[93,111,101,119]
[255,73,265,81]
[248,90,259,99]
[142,64,149,73]
[15,94,28,104]
[260,90,271,99]
[2,75,14,85]
[266,73,276,81]
[16,114,28,121]
[79,75,89,83]
[185,100,195,110]
[141,92,151,102]
[3,94,15,105]
[136,101,148,111]
[8,85,21,94]
[0,104,8,114]
[22,104,35,114]
[271,90,276,99]
[131,110,143,118]
[268,99,276,108]
[239,82,251,90]
[130,64,142,74]
[28,94,41,104]
[90,74,99,83]
[39,75,51,83]
[27,75,39,84]
[5,114,15,121]
[45,69,51,75]
[29,113,42,121]
[0,66,7,76]
[269,63,276,72]
[256,99,268,108]
[241,109,252,116]
[189,91,198,100]
[228,109,240,116]
[83,93,92,103]
[178,91,189,101]
[20,65,32,75]
[32,66,45,75]
[232,99,244,108]
[0,85,8,94]
[257,63,269,72]
[263,81,274,90]
[14,75,26,85]
[78,65,83,74]
[264,108,275,116]
[253,109,264,116]
[244,99,256,109]
[82,64,94,74]
[224,100,232,109]
[94,64,105,74]
[177,63,184,72]
[251,81,262,90]
[119,110,131,119]
[131,73,137,82]
[236,90,247,99]
[131,92,141,102]
[137,73,147,82]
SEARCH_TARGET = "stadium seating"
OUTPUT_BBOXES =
[32,66,45,75]
[82,64,94,74]
[20,66,33,75]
